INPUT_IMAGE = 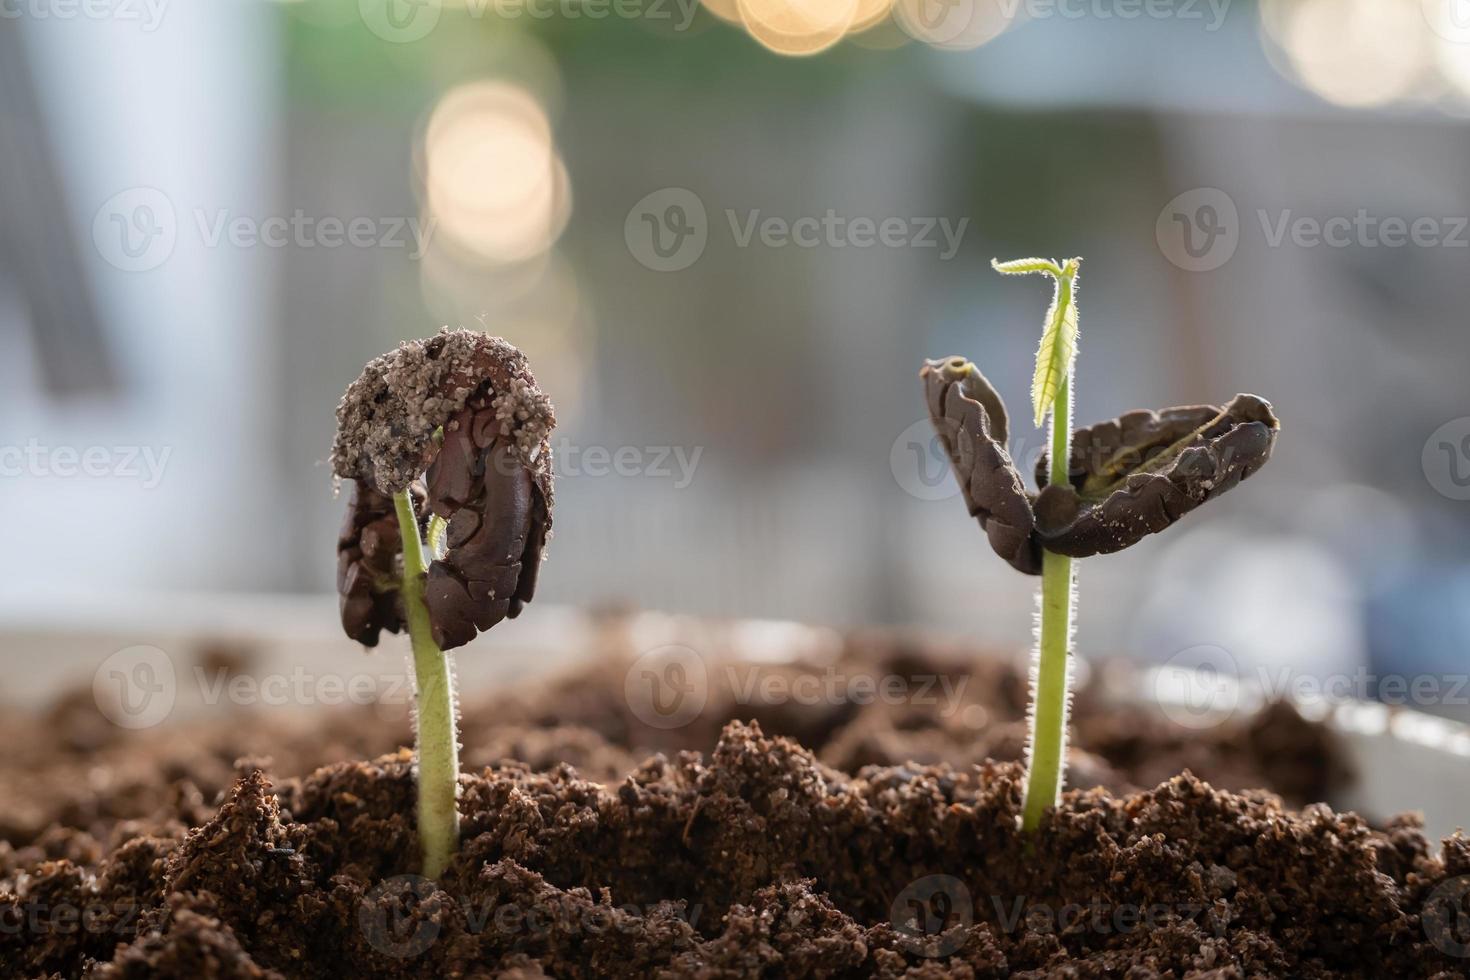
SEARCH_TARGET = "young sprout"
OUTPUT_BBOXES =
[920,257,1278,832]
[332,329,555,877]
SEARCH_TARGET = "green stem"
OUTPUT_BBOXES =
[392,490,460,878]
[1021,370,1076,833]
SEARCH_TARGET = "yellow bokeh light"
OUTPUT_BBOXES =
[1275,0,1430,108]
[737,0,861,55]
[422,81,571,265]
[1435,36,1470,100]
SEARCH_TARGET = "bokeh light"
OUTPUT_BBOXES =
[1434,35,1470,101]
[1262,0,1431,108]
[420,81,571,265]
[737,0,861,56]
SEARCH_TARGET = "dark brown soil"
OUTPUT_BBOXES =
[3,624,1465,978]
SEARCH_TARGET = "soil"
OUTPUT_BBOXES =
[2,620,1465,978]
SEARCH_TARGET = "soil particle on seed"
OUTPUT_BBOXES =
[330,328,554,496]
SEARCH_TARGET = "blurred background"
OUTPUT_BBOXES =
[3,0,1470,718]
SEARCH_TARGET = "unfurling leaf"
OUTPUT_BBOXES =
[1031,262,1079,428]
[991,257,1063,277]
[990,257,1082,428]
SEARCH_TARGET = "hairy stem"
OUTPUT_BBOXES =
[1021,369,1076,832]
[392,489,460,878]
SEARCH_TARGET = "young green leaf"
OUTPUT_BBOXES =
[991,257,1064,277]
[991,257,1082,427]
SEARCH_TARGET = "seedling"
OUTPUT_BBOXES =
[921,257,1278,832]
[332,329,555,877]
